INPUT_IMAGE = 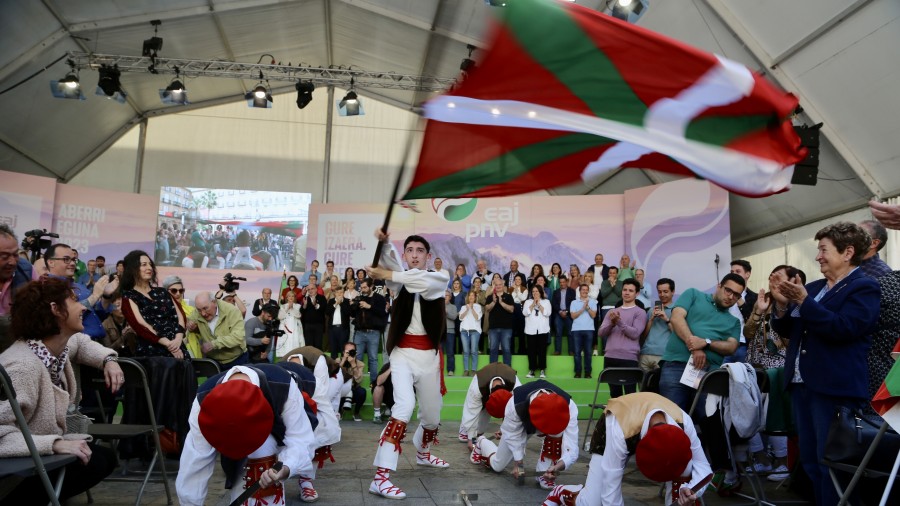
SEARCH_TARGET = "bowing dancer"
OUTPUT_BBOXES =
[542,392,711,506]
[177,365,316,506]
[365,231,451,499]
[474,380,579,490]
[458,363,522,452]
[283,346,343,502]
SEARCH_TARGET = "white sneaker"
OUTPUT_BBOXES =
[539,370,546,378]
[469,444,484,465]
[299,478,319,503]
[416,451,450,468]
[458,432,469,443]
[767,465,790,482]
[369,470,406,499]
[526,371,535,378]
[745,462,772,473]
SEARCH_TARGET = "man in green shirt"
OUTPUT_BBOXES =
[193,291,249,369]
[658,273,743,411]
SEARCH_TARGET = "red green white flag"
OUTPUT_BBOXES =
[404,0,806,200]
[871,338,900,431]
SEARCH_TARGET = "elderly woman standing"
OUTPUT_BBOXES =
[771,222,881,506]
[0,278,122,502]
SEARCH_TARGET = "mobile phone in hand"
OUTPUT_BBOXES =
[654,300,663,312]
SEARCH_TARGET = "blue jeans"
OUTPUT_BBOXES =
[460,329,480,371]
[722,343,747,364]
[443,332,456,373]
[489,328,512,366]
[792,384,863,506]
[551,314,572,353]
[354,329,381,383]
[658,361,699,413]
[571,330,593,375]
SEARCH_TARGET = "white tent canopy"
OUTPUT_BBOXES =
[2,0,898,258]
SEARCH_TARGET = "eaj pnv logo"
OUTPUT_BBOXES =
[432,198,477,222]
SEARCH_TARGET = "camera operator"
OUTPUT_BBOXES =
[244,301,279,363]
[349,278,388,384]
[338,341,366,421]
[215,273,247,317]
[327,285,351,359]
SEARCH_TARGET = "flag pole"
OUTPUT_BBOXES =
[371,123,419,268]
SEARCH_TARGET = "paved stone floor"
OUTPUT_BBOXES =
[77,420,807,505]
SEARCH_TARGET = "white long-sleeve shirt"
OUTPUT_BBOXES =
[522,299,551,334]
[459,374,522,440]
[176,366,316,506]
[500,396,580,470]
[379,242,450,335]
[580,409,710,506]
[459,303,483,332]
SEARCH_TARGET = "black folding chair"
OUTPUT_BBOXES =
[0,363,77,506]
[641,367,661,393]
[80,358,173,505]
[191,358,220,381]
[582,367,646,450]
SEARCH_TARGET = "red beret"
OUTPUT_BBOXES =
[485,389,512,419]
[635,424,692,482]
[529,393,569,436]
[199,379,274,460]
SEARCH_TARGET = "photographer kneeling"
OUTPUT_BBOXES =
[244,301,281,363]
[338,341,366,422]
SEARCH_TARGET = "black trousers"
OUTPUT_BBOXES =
[526,332,549,372]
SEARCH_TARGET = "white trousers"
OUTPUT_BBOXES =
[372,347,443,470]
[479,435,553,474]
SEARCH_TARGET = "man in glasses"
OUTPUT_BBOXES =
[43,243,117,342]
[0,225,31,319]
[657,273,744,412]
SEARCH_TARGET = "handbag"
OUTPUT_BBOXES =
[823,406,900,473]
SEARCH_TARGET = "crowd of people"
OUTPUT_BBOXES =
[154,221,297,271]
[1,208,899,504]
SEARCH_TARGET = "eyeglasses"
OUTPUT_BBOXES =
[720,285,742,298]
[49,257,75,264]
[0,252,18,262]
[168,288,185,294]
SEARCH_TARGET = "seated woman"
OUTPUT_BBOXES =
[0,277,123,503]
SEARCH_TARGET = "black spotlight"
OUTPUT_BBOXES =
[295,81,315,109]
[160,78,188,105]
[96,64,127,103]
[245,83,273,108]
[791,122,823,186]
[50,61,84,100]
[142,20,163,57]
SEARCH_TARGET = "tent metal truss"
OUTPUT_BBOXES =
[67,51,459,92]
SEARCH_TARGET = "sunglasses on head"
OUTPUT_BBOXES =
[169,288,186,294]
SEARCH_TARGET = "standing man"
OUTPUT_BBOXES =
[321,260,337,291]
[858,219,892,278]
[473,258,493,286]
[550,276,576,356]
[585,253,609,289]
[724,260,757,364]
[252,287,276,317]
[300,259,321,286]
[0,225,33,318]
[639,278,675,372]
[365,231,451,499]
[432,257,450,279]
[77,259,101,288]
[485,276,516,366]
[598,266,623,354]
[94,255,110,276]
[195,291,250,370]
[570,283,597,379]
[503,260,522,289]
[301,276,327,350]
[245,301,278,363]
[658,274,743,411]
[351,278,388,383]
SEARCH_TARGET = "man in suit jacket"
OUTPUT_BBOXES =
[502,259,522,289]
[725,260,757,364]
[550,276,576,356]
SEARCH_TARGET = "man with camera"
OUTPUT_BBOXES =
[338,341,366,422]
[350,277,388,384]
[245,301,280,363]
[215,273,247,318]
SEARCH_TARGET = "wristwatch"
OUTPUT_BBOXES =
[704,339,712,349]
[103,354,119,364]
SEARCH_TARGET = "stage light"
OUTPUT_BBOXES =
[791,122,822,186]
[50,61,84,100]
[605,0,649,23]
[337,78,364,116]
[96,64,127,104]
[295,81,315,109]
[142,20,163,57]
[160,76,188,105]
[245,83,272,108]
[460,44,477,75]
